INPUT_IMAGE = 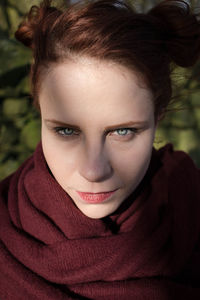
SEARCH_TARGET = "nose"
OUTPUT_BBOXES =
[78,141,113,182]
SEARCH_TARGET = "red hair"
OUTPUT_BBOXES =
[15,0,200,119]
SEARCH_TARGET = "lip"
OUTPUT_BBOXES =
[76,190,117,204]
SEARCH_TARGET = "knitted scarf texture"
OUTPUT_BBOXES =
[0,141,200,299]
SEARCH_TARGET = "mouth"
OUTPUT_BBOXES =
[76,189,118,204]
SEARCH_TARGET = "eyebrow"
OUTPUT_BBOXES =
[45,119,149,131]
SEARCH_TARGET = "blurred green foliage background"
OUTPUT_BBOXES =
[0,0,200,180]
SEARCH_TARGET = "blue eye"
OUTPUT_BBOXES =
[61,128,73,135]
[52,127,139,139]
[116,129,130,136]
[53,127,78,137]
[113,128,138,136]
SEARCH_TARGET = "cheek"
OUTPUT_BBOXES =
[41,129,77,179]
[109,132,154,183]
[43,147,77,188]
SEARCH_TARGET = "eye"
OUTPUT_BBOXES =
[52,126,139,140]
[53,127,79,137]
[111,128,139,137]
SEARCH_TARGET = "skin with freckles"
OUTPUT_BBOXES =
[39,57,157,219]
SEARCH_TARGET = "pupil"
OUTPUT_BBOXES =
[118,129,127,135]
[65,128,73,135]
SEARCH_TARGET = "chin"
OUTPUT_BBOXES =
[80,209,112,219]
[76,201,122,219]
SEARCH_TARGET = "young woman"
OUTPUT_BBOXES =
[0,0,200,299]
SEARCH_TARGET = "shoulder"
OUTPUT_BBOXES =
[152,143,200,216]
[154,143,200,182]
[153,143,200,230]
[0,153,34,204]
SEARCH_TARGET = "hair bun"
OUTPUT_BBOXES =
[15,0,58,50]
[15,5,40,49]
[148,0,200,67]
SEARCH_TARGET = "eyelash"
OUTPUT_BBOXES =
[52,127,139,139]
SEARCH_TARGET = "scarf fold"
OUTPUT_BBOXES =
[0,141,200,299]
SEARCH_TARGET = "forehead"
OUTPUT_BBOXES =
[39,57,154,119]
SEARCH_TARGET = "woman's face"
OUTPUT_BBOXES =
[39,57,157,219]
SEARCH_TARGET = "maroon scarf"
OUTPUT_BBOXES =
[0,141,200,299]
